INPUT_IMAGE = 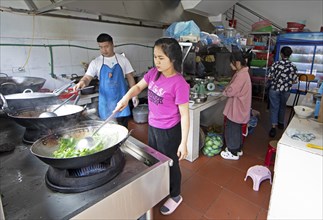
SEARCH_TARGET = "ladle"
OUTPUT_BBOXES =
[38,94,76,118]
[75,111,117,151]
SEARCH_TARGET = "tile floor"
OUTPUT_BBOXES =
[129,99,290,220]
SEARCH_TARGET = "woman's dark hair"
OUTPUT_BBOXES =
[280,46,293,58]
[97,33,113,43]
[154,37,183,81]
[230,48,253,67]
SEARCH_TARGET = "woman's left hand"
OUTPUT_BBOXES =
[177,143,188,160]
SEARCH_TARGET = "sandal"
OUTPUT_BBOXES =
[160,196,183,215]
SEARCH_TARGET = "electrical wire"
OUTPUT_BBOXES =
[22,14,35,69]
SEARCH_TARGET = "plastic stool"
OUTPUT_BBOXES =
[244,165,272,191]
[264,140,278,167]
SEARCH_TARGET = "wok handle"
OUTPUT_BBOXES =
[0,93,8,109]
[0,73,8,77]
[0,82,17,90]
[0,93,16,115]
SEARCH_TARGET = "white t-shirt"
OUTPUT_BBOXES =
[85,53,134,78]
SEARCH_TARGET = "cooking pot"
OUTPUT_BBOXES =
[30,123,130,169]
[132,104,148,123]
[0,80,75,111]
[6,104,86,131]
[80,86,96,95]
[0,73,46,95]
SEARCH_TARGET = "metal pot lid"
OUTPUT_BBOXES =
[3,80,76,100]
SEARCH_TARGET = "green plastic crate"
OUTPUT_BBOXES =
[254,26,273,32]
[250,59,267,67]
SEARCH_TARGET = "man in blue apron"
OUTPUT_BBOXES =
[74,33,139,128]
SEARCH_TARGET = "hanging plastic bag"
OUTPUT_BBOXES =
[165,20,200,40]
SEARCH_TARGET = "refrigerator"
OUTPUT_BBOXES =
[274,32,323,106]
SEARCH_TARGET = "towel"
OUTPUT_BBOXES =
[286,128,316,142]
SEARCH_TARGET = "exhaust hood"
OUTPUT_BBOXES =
[0,0,216,31]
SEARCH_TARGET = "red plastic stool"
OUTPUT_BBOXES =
[264,140,278,167]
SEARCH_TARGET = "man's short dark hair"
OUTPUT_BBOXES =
[97,33,113,43]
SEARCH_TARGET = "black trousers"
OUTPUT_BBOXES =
[148,122,182,197]
[224,118,243,155]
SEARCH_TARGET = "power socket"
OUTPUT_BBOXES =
[12,67,25,73]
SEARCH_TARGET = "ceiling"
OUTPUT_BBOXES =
[0,0,237,31]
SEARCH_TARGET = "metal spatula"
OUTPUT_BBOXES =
[75,111,117,150]
[38,94,76,118]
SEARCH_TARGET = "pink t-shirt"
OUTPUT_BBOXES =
[222,67,252,124]
[143,67,189,129]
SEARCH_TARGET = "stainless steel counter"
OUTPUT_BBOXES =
[0,117,171,219]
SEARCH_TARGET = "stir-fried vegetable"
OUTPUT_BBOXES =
[53,136,104,158]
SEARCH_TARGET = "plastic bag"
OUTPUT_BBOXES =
[165,20,200,40]
[202,132,223,157]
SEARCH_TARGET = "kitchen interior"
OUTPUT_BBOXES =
[0,0,322,219]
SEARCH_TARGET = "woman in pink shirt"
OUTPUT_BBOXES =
[221,51,252,160]
[114,38,190,215]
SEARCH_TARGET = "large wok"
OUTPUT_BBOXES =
[31,123,130,169]
[0,73,46,95]
[6,104,85,131]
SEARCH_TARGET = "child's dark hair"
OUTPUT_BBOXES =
[97,33,113,43]
[230,48,253,67]
[154,38,183,81]
[280,46,293,58]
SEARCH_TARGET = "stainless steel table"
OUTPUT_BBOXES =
[0,117,171,219]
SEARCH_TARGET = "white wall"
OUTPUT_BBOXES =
[0,12,162,90]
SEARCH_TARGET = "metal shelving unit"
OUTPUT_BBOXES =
[248,32,274,101]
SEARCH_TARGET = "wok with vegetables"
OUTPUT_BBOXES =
[30,123,130,169]
[52,136,104,158]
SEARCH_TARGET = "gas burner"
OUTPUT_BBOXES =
[45,148,125,193]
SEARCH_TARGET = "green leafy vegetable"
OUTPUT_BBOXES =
[53,136,104,158]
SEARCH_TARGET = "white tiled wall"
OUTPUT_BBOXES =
[0,12,161,90]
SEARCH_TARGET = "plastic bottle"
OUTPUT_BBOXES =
[215,25,224,36]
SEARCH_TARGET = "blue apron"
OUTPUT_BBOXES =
[98,56,130,120]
